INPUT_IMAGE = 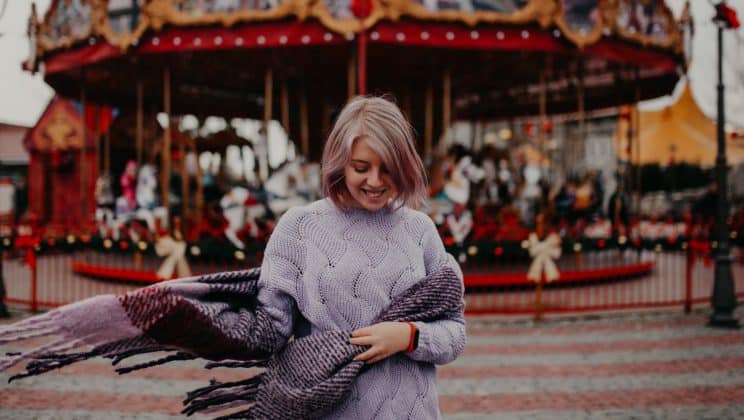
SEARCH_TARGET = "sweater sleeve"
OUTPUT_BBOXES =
[407,215,467,365]
[257,207,306,350]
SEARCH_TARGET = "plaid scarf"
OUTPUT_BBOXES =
[0,266,463,419]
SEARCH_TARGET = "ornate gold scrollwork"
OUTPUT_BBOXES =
[31,0,682,59]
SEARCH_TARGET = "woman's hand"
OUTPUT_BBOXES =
[350,321,410,364]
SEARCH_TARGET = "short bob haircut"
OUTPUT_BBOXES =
[322,96,428,210]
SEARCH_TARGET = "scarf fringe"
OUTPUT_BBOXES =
[182,374,262,416]
[115,351,196,374]
[205,359,268,370]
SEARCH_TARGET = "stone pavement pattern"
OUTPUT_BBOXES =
[1,309,744,419]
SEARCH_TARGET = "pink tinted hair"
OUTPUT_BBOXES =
[321,96,428,210]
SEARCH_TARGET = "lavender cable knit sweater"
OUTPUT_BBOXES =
[257,198,466,419]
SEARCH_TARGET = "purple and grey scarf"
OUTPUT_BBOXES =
[0,266,463,419]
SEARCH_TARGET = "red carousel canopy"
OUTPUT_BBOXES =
[26,0,685,158]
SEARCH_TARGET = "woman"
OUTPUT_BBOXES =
[258,96,466,418]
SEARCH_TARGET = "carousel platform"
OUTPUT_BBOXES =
[71,250,655,287]
[71,261,162,284]
[464,260,655,288]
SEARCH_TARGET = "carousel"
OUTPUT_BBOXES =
[14,0,687,291]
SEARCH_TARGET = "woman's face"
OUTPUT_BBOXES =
[344,137,396,212]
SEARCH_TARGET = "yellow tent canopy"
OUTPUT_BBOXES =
[615,84,744,166]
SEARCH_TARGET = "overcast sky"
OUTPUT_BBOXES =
[0,0,742,127]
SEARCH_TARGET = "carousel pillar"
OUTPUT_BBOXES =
[180,137,188,220]
[262,66,273,181]
[424,82,433,160]
[300,89,309,158]
[357,31,367,95]
[80,78,88,225]
[348,49,357,98]
[280,78,290,135]
[634,68,642,222]
[162,67,171,212]
[136,80,143,165]
[442,68,452,145]
[709,3,739,328]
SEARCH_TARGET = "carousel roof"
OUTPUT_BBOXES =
[26,0,686,156]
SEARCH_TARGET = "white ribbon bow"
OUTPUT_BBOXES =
[155,235,192,280]
[527,232,562,283]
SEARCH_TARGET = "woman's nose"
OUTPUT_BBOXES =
[366,169,383,187]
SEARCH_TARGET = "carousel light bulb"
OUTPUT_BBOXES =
[446,32,455,40]
[2,238,10,246]
[618,235,628,245]
[573,243,582,253]
[682,242,688,250]
[458,253,467,263]
[324,33,333,42]
[103,239,113,249]
[396,33,405,42]
[731,231,738,239]
[190,246,201,257]
[235,250,246,261]
[66,235,75,244]
[257,35,266,45]
[712,241,718,249]
[137,241,148,251]
[470,31,479,40]
[521,240,529,249]
[420,31,430,40]
[499,128,512,141]
[467,246,478,256]
[655,244,662,252]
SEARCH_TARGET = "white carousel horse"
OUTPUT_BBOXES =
[264,159,310,217]
[133,163,166,233]
[94,173,115,237]
[443,155,485,206]
[219,186,266,249]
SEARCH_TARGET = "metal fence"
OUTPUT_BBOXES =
[3,241,743,318]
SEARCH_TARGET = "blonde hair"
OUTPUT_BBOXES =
[322,96,428,210]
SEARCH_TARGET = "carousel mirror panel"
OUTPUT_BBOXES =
[617,0,674,42]
[561,0,600,36]
[107,0,143,36]
[41,0,93,47]
[413,0,529,13]
[176,0,282,15]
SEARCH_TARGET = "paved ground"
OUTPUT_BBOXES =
[1,307,743,419]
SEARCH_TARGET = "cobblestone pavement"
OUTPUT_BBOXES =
[1,308,743,419]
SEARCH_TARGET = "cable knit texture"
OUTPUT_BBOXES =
[258,198,466,419]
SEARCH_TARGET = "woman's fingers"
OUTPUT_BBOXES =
[354,347,380,362]
[351,326,373,337]
[349,335,376,346]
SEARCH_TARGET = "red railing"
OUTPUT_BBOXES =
[2,242,743,318]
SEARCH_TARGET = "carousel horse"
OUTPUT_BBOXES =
[443,154,485,206]
[94,173,115,237]
[446,203,473,246]
[263,159,311,217]
[133,163,165,233]
[220,186,266,249]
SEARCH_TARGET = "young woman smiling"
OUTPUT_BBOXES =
[257,96,466,419]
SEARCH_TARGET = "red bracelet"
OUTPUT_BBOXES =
[405,322,417,353]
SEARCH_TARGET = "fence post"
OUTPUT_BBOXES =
[534,277,543,322]
[0,251,9,317]
[685,244,693,314]
[29,246,38,313]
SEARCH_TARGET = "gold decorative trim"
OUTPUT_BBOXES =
[31,0,683,60]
